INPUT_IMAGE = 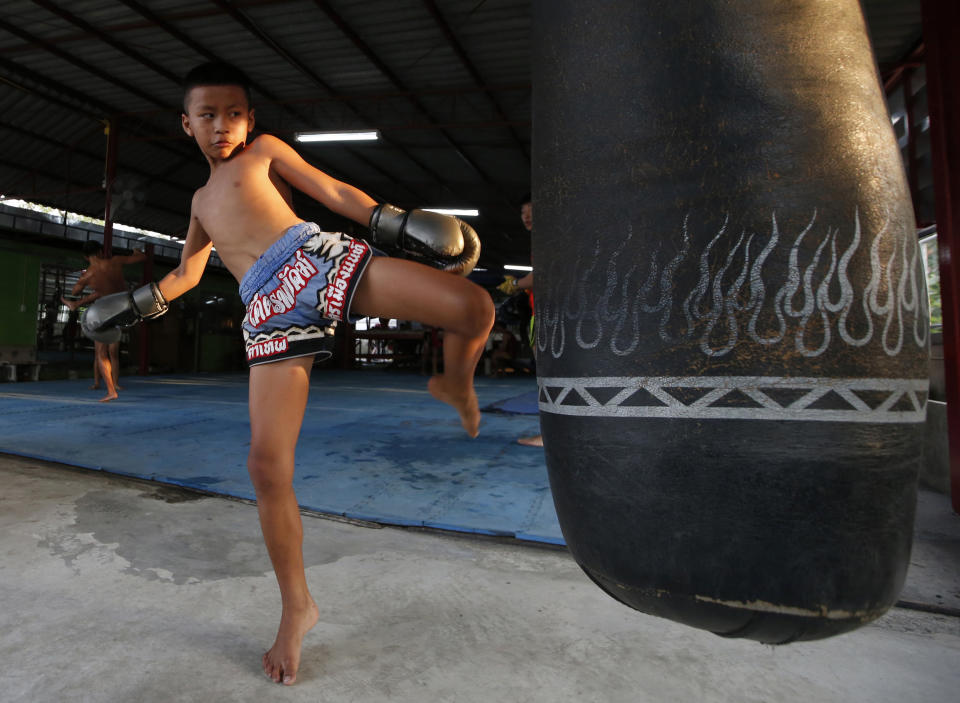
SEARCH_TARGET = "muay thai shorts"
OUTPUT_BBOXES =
[239,222,373,367]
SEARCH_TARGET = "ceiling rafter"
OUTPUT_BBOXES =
[304,1,521,253]
[0,55,103,120]
[0,155,187,222]
[0,16,169,111]
[206,0,470,209]
[0,47,204,208]
[0,0,297,52]
[421,0,529,162]
[309,0,507,198]
[0,119,196,202]
[0,0,550,268]
[31,0,184,86]
[0,120,103,196]
[110,0,429,204]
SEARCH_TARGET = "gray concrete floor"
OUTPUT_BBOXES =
[1,454,958,703]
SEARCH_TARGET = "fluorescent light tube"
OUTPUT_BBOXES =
[295,130,379,142]
[504,265,533,272]
[422,208,479,217]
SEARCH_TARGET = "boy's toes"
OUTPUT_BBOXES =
[263,654,277,682]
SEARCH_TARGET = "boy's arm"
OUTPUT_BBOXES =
[262,135,479,274]
[78,204,209,342]
[157,203,212,301]
[260,134,377,225]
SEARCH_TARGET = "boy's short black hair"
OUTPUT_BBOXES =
[82,240,102,257]
[182,62,253,112]
[519,193,531,206]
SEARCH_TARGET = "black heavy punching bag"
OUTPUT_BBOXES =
[532,0,929,643]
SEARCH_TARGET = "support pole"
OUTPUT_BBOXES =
[102,118,118,255]
[139,243,154,376]
[921,0,960,512]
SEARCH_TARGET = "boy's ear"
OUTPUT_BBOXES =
[181,113,193,137]
[247,108,255,133]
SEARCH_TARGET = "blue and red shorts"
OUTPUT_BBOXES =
[239,222,373,367]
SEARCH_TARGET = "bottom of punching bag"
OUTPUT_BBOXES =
[580,564,886,644]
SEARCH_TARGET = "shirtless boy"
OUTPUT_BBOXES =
[82,62,495,685]
[62,240,146,401]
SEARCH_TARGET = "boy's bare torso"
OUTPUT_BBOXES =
[192,137,302,283]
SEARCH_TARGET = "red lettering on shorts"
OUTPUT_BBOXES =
[325,240,369,321]
[246,250,320,328]
[246,336,289,361]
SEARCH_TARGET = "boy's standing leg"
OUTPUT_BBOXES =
[248,354,319,685]
[246,255,493,687]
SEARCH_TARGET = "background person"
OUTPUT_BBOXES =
[62,240,146,401]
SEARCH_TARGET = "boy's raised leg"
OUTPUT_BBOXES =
[353,257,495,437]
[248,355,319,685]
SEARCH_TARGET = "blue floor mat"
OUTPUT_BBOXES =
[481,389,540,415]
[0,370,563,545]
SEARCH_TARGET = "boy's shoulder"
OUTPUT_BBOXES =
[248,133,284,153]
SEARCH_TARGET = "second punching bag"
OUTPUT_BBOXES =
[532,0,929,643]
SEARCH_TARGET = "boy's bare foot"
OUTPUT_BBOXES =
[99,391,118,402]
[428,375,481,437]
[115,384,123,391]
[517,434,544,447]
[263,600,319,685]
[89,384,101,390]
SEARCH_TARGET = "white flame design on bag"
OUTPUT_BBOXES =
[537,209,929,360]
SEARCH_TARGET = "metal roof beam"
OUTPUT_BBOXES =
[310,0,515,208]
[205,0,457,206]
[421,0,529,161]
[0,119,197,200]
[0,54,205,199]
[0,54,112,120]
[0,17,170,111]
[114,0,422,205]
[114,0,221,63]
[31,0,184,86]
[0,157,187,222]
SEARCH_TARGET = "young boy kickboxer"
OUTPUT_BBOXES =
[81,62,495,686]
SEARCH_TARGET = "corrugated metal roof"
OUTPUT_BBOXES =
[0,0,925,269]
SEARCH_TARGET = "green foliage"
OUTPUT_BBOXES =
[921,238,942,329]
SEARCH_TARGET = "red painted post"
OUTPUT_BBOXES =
[102,118,118,256]
[139,243,154,375]
[922,0,960,512]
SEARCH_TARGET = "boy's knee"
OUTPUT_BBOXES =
[466,287,495,337]
[247,450,291,494]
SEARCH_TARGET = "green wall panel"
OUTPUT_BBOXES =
[0,251,40,347]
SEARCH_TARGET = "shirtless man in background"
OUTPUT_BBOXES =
[63,239,146,401]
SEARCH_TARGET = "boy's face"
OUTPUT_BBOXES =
[520,202,532,231]
[181,84,255,161]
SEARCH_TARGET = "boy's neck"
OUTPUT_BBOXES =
[205,139,249,173]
